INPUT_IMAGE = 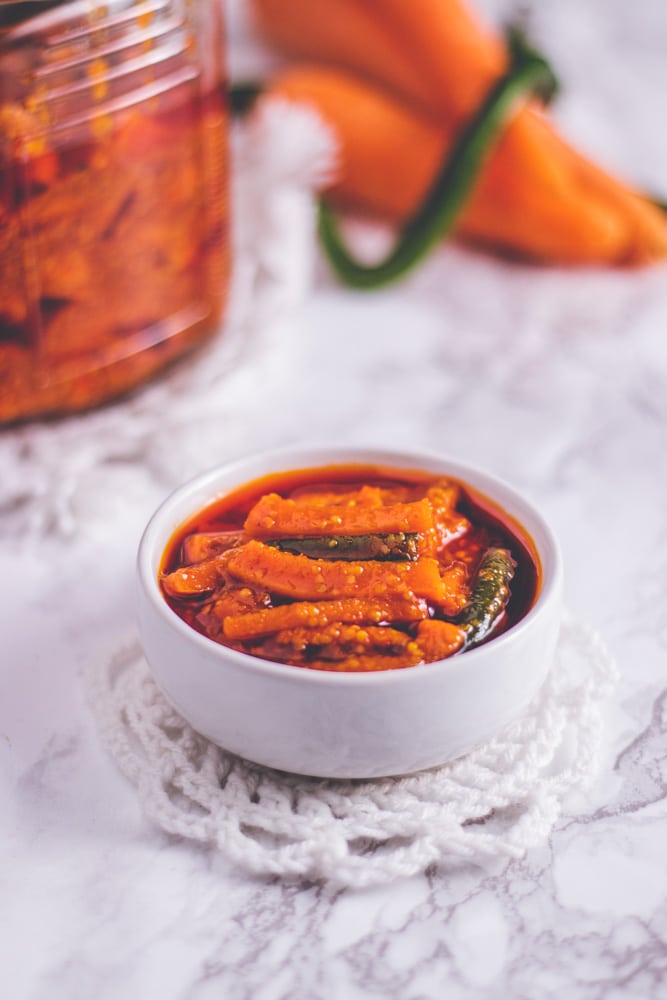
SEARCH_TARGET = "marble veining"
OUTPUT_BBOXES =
[4,0,667,996]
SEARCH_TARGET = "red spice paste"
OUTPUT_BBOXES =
[161,464,540,672]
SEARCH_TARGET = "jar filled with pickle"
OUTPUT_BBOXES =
[0,0,230,422]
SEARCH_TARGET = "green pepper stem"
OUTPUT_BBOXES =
[318,29,558,289]
[229,81,263,117]
[648,196,667,214]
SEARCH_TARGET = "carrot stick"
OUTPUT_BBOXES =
[304,651,423,672]
[264,623,415,655]
[243,492,434,538]
[161,554,227,598]
[415,619,466,661]
[427,484,471,551]
[289,483,419,507]
[437,562,471,617]
[227,539,450,603]
[223,595,428,641]
[253,623,424,670]
[181,531,244,564]
[289,484,384,507]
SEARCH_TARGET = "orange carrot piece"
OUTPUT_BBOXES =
[243,492,434,538]
[289,484,402,507]
[223,595,428,641]
[427,480,460,510]
[265,623,414,654]
[426,483,471,552]
[227,539,449,602]
[259,619,466,670]
[208,585,271,620]
[252,623,422,670]
[291,485,382,507]
[436,562,471,618]
[415,619,466,661]
[181,531,244,564]
[194,585,271,641]
[161,555,228,598]
[304,650,424,672]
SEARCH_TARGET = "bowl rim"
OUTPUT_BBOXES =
[137,444,563,689]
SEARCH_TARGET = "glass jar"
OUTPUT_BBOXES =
[0,0,229,422]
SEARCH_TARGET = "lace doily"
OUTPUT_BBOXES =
[86,614,617,889]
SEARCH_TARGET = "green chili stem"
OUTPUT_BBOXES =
[318,29,558,290]
[229,81,263,117]
[648,196,667,214]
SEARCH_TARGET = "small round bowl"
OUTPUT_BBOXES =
[136,446,563,779]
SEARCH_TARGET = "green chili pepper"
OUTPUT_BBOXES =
[318,27,559,289]
[267,532,420,561]
[229,82,263,117]
[458,547,517,648]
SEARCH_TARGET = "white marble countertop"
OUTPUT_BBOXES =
[3,1,667,997]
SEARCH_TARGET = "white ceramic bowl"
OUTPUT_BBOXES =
[136,446,563,779]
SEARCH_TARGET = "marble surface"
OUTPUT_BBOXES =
[3,1,667,997]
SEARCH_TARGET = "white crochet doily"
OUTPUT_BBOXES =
[87,614,617,889]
